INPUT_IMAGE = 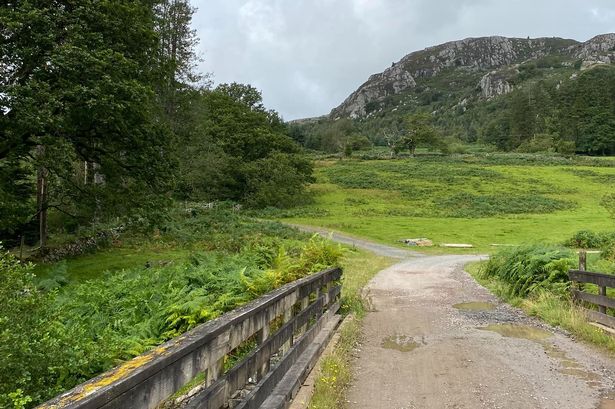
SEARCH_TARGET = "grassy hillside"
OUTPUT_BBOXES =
[272,153,615,252]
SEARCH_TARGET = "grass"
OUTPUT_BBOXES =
[33,246,193,283]
[269,154,615,253]
[466,261,615,355]
[309,248,395,409]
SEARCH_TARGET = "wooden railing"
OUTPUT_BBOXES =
[569,251,615,329]
[38,267,342,409]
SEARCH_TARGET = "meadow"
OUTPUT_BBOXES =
[274,153,615,253]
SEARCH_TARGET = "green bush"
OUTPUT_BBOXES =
[482,245,575,297]
[564,230,615,249]
[0,248,81,407]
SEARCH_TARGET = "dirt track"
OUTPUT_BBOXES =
[297,226,615,409]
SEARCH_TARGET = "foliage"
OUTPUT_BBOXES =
[1,0,176,235]
[318,156,573,218]
[175,84,314,208]
[0,248,79,407]
[0,209,343,407]
[481,245,576,297]
[242,236,344,296]
[564,230,615,249]
[435,192,571,218]
[402,113,447,155]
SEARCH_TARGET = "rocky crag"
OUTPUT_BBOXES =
[331,34,615,119]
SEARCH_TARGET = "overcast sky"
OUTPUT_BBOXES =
[193,0,615,120]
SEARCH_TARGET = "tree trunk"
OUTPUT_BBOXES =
[37,165,48,249]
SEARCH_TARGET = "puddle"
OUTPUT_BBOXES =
[543,344,567,359]
[559,368,601,382]
[382,335,421,352]
[600,392,615,409]
[480,324,551,341]
[560,359,583,370]
[543,344,602,388]
[454,301,495,311]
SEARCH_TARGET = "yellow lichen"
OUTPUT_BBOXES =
[39,346,169,408]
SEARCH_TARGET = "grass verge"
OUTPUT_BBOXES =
[308,249,395,409]
[466,261,615,355]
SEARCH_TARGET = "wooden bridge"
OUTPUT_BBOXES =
[38,267,342,409]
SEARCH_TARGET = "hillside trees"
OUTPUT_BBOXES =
[558,65,615,155]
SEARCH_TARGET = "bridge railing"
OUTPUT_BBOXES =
[569,251,615,329]
[38,267,342,409]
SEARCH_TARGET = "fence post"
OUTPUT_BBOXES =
[599,286,608,314]
[578,250,586,272]
[577,250,587,294]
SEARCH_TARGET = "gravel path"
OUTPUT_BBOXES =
[289,224,422,258]
[293,225,615,409]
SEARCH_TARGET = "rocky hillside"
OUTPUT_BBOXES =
[331,34,615,119]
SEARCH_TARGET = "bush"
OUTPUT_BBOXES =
[481,245,575,297]
[564,230,615,249]
[0,248,81,408]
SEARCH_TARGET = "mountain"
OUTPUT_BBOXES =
[300,34,614,155]
[331,34,615,119]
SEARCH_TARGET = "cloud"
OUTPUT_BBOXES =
[193,0,615,120]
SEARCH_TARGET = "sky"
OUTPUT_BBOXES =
[192,0,615,120]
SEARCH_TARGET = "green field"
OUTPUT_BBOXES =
[275,153,615,252]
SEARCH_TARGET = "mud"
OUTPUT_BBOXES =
[480,324,552,341]
[453,301,496,311]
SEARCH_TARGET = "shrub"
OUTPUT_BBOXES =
[564,230,615,249]
[0,248,79,407]
[481,245,575,297]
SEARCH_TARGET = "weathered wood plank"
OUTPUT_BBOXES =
[182,295,333,409]
[572,290,615,310]
[584,308,615,329]
[234,312,329,409]
[569,270,615,288]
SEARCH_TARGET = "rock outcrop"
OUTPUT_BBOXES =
[479,71,514,99]
[330,34,615,119]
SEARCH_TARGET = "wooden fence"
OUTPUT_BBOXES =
[38,267,342,409]
[569,251,615,329]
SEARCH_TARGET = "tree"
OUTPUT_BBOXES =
[400,113,444,155]
[176,84,314,207]
[154,0,203,116]
[555,65,615,155]
[509,88,536,148]
[1,1,175,246]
